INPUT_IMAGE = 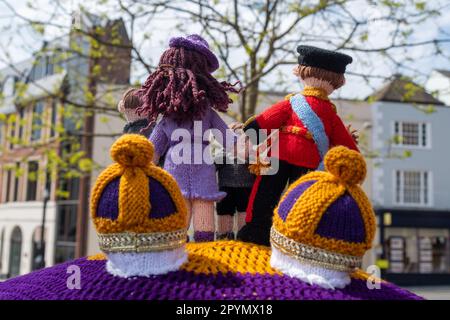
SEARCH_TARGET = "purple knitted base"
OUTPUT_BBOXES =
[0,258,422,300]
[194,231,215,242]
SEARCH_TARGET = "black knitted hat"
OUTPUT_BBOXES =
[297,45,353,74]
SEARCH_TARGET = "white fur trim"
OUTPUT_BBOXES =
[270,246,351,290]
[106,247,188,278]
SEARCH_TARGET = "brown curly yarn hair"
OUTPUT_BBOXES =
[137,47,239,123]
[294,65,345,90]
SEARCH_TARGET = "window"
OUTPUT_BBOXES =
[54,203,77,264]
[26,161,39,201]
[31,101,45,142]
[17,107,25,144]
[395,170,431,206]
[385,228,450,274]
[8,226,22,278]
[394,121,430,147]
[50,100,58,137]
[58,177,80,201]
[8,116,16,150]
[12,163,20,202]
[2,76,16,97]
[45,170,52,198]
[4,169,11,202]
[31,227,46,271]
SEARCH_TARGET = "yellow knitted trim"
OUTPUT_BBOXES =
[285,87,330,101]
[284,93,295,100]
[301,86,329,101]
[87,253,106,261]
[243,115,256,129]
[85,242,279,274]
[285,88,337,112]
[350,268,386,283]
[181,241,279,275]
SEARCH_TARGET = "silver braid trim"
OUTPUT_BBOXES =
[98,229,187,253]
[270,227,362,272]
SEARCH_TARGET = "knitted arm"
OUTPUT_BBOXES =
[149,119,169,161]
[330,113,359,152]
[209,109,237,150]
[244,100,290,145]
[254,100,291,130]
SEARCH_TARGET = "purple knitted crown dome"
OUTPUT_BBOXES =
[277,181,366,243]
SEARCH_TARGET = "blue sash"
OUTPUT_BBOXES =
[289,94,329,170]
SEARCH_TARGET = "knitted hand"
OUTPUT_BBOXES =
[346,124,359,144]
[229,122,244,131]
[236,131,252,162]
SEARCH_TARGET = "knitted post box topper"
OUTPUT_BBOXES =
[91,134,188,277]
[270,146,375,289]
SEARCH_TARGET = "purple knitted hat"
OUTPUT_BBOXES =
[169,34,219,73]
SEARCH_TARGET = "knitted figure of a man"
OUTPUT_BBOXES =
[138,35,239,242]
[237,45,359,246]
[118,87,154,137]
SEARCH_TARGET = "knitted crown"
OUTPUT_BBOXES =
[270,146,376,289]
[90,134,188,277]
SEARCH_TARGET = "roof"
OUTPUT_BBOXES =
[369,75,444,105]
[435,69,450,78]
[0,60,33,115]
[16,71,67,105]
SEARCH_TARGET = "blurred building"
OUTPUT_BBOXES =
[0,11,130,278]
[370,75,450,286]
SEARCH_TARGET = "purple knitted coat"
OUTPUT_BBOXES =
[150,108,236,201]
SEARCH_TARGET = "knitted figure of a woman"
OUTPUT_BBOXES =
[138,35,239,242]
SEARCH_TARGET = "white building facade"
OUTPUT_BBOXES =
[0,12,131,279]
[370,76,450,285]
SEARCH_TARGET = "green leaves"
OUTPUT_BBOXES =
[402,150,412,158]
[78,158,94,172]
[30,22,45,35]
[415,2,426,11]
[360,32,369,42]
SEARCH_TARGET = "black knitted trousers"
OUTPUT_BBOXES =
[237,160,310,246]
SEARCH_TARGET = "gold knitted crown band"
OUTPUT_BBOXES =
[98,229,187,254]
[270,227,362,272]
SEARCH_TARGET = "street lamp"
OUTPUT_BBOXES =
[37,188,50,269]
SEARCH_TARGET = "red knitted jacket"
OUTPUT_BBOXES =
[251,96,359,169]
